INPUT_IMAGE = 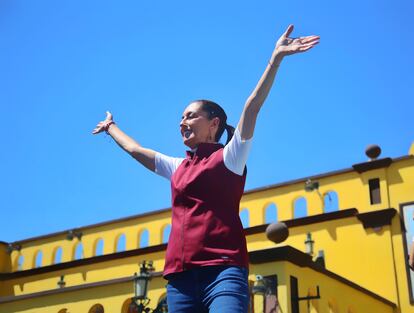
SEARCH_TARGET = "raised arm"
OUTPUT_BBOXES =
[92,111,157,171]
[238,24,319,140]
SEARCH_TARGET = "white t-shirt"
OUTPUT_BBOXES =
[155,127,252,180]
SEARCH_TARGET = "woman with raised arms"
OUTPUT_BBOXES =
[93,24,319,313]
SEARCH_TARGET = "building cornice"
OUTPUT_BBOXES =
[0,272,162,304]
[244,155,412,195]
[8,155,412,246]
[0,243,167,280]
[0,246,396,307]
[356,208,396,229]
[1,208,397,280]
[246,208,396,236]
[10,207,172,246]
[245,208,358,236]
[352,157,393,174]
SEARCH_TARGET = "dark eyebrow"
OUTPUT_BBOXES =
[182,111,197,119]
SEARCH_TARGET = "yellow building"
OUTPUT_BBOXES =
[1,143,414,313]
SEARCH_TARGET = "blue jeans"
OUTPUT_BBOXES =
[166,265,249,313]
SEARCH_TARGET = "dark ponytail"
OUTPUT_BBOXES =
[224,124,235,145]
[193,99,235,145]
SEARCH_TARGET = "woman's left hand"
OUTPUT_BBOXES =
[92,111,114,135]
[275,24,320,57]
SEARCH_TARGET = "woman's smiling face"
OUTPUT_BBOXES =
[180,102,219,149]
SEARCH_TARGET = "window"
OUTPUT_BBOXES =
[401,203,414,302]
[368,178,381,204]
[328,299,338,313]
[293,197,307,218]
[54,247,63,264]
[155,295,168,312]
[34,251,43,268]
[95,239,104,256]
[290,276,299,313]
[139,229,149,248]
[265,203,278,224]
[264,275,278,313]
[347,306,357,313]
[324,191,339,213]
[240,208,249,228]
[121,298,137,313]
[88,304,104,313]
[17,255,24,271]
[116,234,126,252]
[162,224,171,243]
[74,242,84,260]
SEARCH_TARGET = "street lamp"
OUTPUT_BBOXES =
[304,179,319,192]
[66,229,83,241]
[252,275,269,296]
[305,232,315,256]
[304,179,323,199]
[134,264,151,300]
[130,260,168,313]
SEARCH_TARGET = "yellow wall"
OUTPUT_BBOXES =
[9,210,172,272]
[249,261,394,313]
[1,156,414,312]
[3,250,165,298]
[0,242,11,273]
[0,278,167,313]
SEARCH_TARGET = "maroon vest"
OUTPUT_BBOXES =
[163,142,249,278]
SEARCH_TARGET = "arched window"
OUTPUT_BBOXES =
[347,306,357,313]
[116,234,126,252]
[293,197,307,218]
[162,224,171,243]
[308,287,319,312]
[34,250,43,268]
[265,203,278,224]
[240,208,249,228]
[328,299,338,313]
[17,255,24,271]
[95,238,104,256]
[74,242,84,260]
[88,304,104,313]
[323,191,339,213]
[139,229,149,248]
[58,309,68,313]
[54,247,63,264]
[121,298,136,313]
[124,296,166,313]
[155,295,168,312]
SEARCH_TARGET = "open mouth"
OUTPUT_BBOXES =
[183,129,192,139]
[181,126,192,139]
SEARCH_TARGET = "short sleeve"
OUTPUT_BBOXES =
[155,152,185,180]
[223,126,253,176]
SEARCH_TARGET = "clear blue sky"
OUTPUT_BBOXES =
[1,0,413,242]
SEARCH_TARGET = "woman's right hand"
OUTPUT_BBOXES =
[92,111,114,134]
[91,111,157,171]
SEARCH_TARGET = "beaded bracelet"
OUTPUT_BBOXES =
[104,121,115,134]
